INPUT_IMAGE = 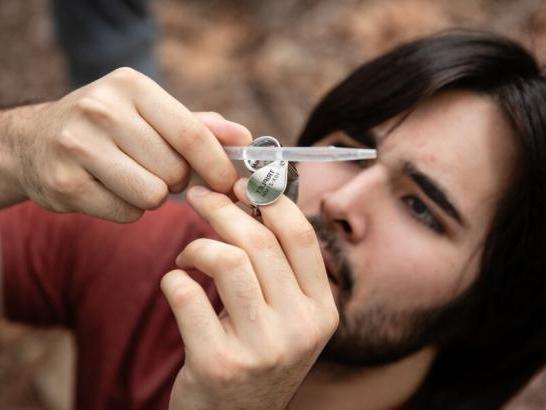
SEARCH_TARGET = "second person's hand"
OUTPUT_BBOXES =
[7,67,251,222]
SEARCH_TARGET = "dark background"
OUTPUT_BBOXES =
[1,0,546,408]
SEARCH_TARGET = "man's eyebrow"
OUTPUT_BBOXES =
[403,161,466,227]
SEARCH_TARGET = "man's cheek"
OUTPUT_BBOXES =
[361,249,462,312]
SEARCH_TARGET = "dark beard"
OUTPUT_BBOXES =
[320,301,447,367]
[307,214,477,367]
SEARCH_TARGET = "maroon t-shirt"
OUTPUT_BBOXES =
[1,201,409,410]
[1,200,221,409]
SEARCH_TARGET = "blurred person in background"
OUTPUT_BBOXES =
[52,0,158,87]
[0,30,546,410]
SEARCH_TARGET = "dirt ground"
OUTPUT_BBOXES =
[1,0,546,408]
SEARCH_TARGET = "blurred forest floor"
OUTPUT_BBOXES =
[1,0,546,408]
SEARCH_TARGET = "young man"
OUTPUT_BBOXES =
[1,31,546,409]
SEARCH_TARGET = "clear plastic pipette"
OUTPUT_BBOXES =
[223,146,376,162]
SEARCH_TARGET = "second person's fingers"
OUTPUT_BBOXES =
[161,269,225,358]
[82,139,169,210]
[233,178,331,302]
[128,75,247,193]
[195,112,252,146]
[110,108,191,192]
[177,238,267,332]
[68,177,144,223]
[185,185,301,305]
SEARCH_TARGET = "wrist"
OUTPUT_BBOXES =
[0,104,40,206]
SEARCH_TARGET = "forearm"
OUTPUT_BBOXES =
[0,105,34,208]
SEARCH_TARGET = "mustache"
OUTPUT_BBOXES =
[307,214,354,292]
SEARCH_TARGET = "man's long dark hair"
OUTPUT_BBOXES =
[298,30,546,409]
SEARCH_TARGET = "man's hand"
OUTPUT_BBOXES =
[1,67,251,222]
[161,180,339,410]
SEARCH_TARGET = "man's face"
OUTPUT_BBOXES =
[298,90,518,366]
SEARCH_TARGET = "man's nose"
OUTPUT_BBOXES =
[320,166,388,243]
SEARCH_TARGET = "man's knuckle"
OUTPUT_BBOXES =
[57,129,89,157]
[164,161,189,187]
[292,223,318,247]
[184,238,209,256]
[110,66,141,83]
[48,169,87,197]
[208,162,237,192]
[233,279,261,305]
[111,205,143,224]
[218,247,249,271]
[40,193,72,213]
[247,228,278,252]
[305,330,324,352]
[314,298,340,334]
[141,182,168,209]
[75,95,106,114]
[199,111,224,120]
[326,307,340,334]
[75,96,118,125]
[288,309,324,349]
[257,347,285,371]
[202,355,243,386]
[294,326,322,354]
[169,283,201,309]
[308,309,339,348]
[209,368,238,387]
[177,124,206,153]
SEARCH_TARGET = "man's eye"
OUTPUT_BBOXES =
[402,195,444,234]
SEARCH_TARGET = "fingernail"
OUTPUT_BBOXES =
[233,178,250,203]
[237,177,249,187]
[189,185,210,197]
[233,177,246,191]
